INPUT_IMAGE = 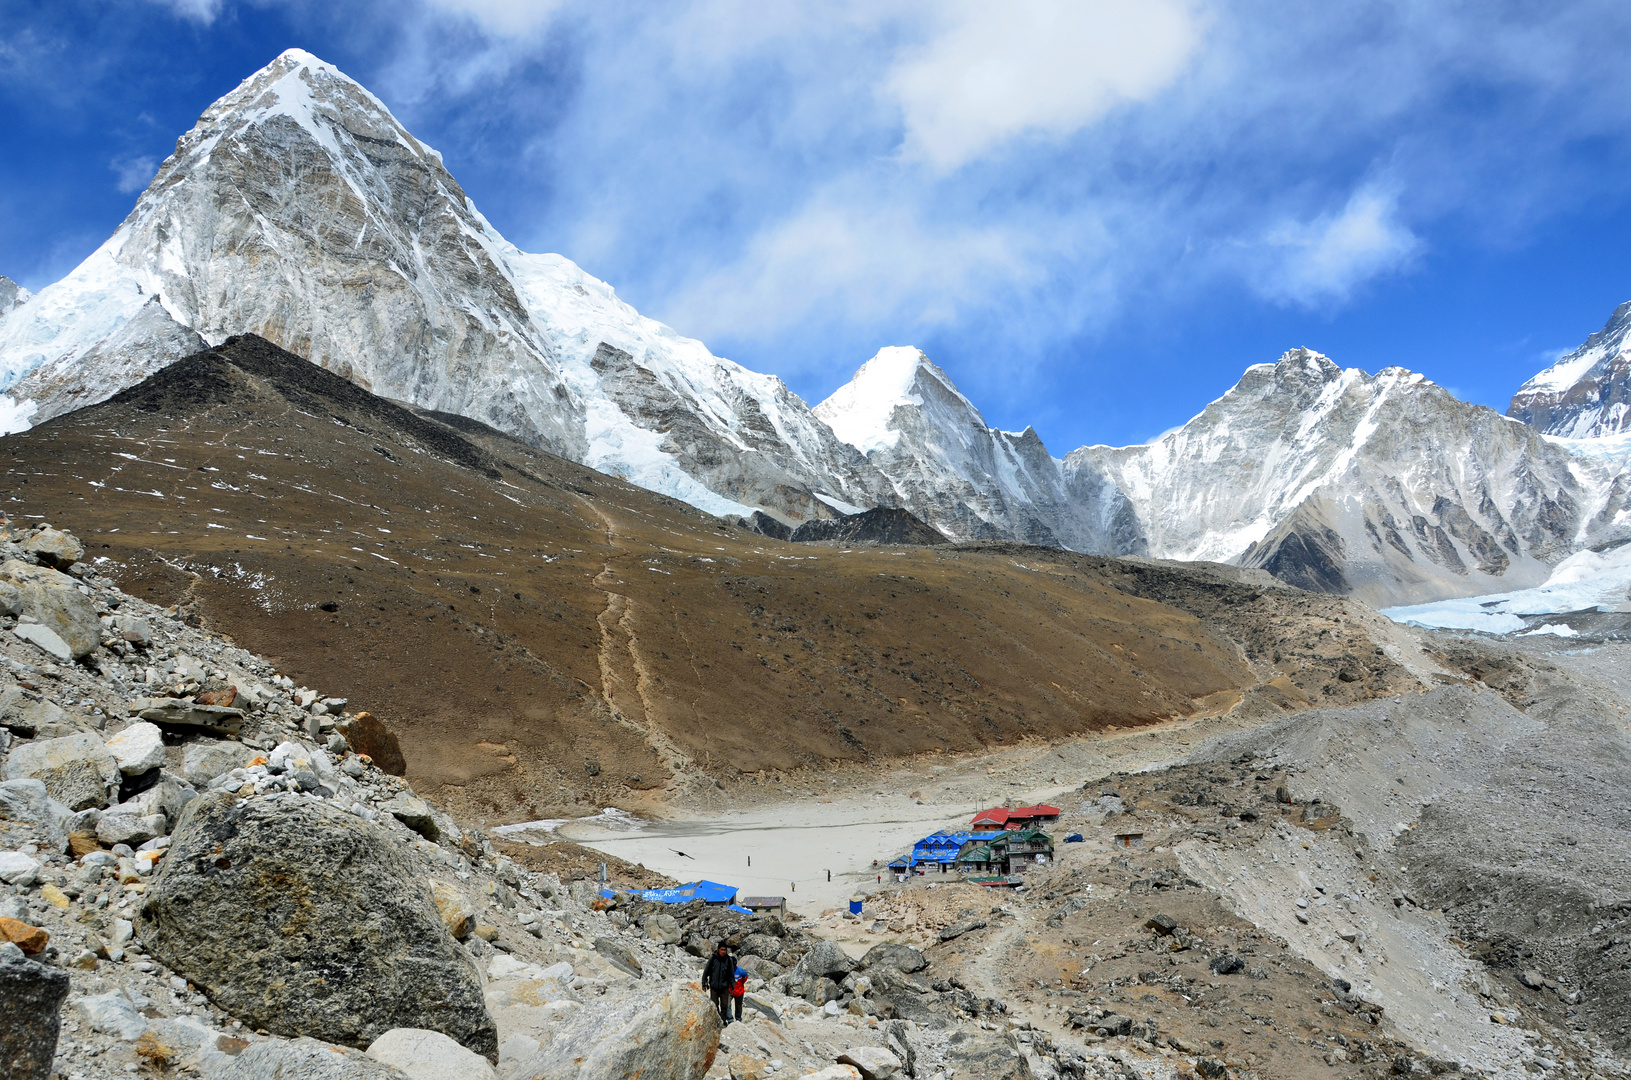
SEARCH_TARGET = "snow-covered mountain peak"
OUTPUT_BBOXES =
[1509,300,1631,438]
[0,49,892,522]
[815,346,974,454]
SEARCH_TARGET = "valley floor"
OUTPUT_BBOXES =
[512,635,1631,1080]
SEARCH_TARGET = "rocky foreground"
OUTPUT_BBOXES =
[0,523,1171,1080]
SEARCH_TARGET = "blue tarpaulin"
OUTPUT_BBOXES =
[1065,833,1084,843]
[601,879,740,905]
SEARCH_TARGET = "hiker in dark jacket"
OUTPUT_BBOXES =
[702,942,737,1024]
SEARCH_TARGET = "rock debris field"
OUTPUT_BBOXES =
[4,520,1631,1080]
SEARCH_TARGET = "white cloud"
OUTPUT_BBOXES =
[148,0,225,24]
[110,155,158,194]
[421,0,569,36]
[1251,185,1421,307]
[886,0,1201,170]
[661,192,1039,352]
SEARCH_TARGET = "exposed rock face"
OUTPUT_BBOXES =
[787,506,947,546]
[818,345,1618,605]
[814,347,1112,547]
[0,276,29,318]
[0,945,71,1080]
[140,791,497,1057]
[1065,349,1616,607]
[1510,301,1631,438]
[509,980,720,1080]
[0,50,894,524]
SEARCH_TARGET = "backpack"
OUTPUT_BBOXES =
[733,968,748,997]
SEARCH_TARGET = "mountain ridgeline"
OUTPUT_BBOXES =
[0,49,1628,608]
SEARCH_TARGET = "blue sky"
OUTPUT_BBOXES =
[5,1,1631,451]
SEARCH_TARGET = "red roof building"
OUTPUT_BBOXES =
[970,804,1062,831]
[970,808,1011,831]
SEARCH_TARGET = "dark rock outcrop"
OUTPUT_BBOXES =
[139,792,496,1058]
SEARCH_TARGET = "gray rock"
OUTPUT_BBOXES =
[0,779,71,852]
[183,740,253,787]
[0,560,100,659]
[133,697,245,735]
[139,791,496,1057]
[20,529,85,571]
[110,613,152,648]
[510,980,720,1080]
[380,794,440,842]
[107,721,167,776]
[115,771,198,825]
[218,1037,413,1079]
[0,686,76,738]
[642,912,681,944]
[937,918,986,942]
[1519,969,1546,990]
[12,624,73,662]
[97,811,163,847]
[0,944,71,1079]
[2,731,118,811]
[0,851,40,885]
[838,1046,902,1080]
[75,989,150,1040]
[593,936,643,978]
[366,1028,498,1080]
[739,932,783,961]
[795,940,856,980]
[737,955,783,981]
[1209,954,1245,976]
[859,943,927,974]
[1144,913,1178,936]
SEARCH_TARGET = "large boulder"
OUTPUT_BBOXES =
[337,712,407,776]
[794,940,856,980]
[0,687,77,738]
[217,1037,412,1079]
[182,740,253,786]
[859,944,927,974]
[510,980,720,1080]
[0,779,70,852]
[106,722,167,776]
[20,528,85,571]
[3,731,118,811]
[132,697,244,735]
[366,1029,499,1080]
[0,560,99,659]
[139,791,496,1058]
[0,944,71,1080]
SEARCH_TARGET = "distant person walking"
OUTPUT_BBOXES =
[702,942,737,1025]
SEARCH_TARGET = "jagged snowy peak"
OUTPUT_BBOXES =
[1509,300,1631,439]
[0,49,888,522]
[814,347,1128,546]
[1066,348,1620,606]
[0,276,29,317]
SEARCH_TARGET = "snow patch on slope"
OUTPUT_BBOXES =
[816,347,945,454]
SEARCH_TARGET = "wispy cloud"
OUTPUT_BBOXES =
[146,0,225,25]
[110,154,159,194]
[886,0,1201,172]
[1250,184,1421,307]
